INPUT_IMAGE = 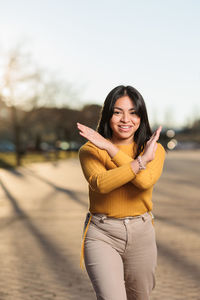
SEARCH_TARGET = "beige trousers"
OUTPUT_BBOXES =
[84,212,157,300]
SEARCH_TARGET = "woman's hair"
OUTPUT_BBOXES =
[97,85,152,158]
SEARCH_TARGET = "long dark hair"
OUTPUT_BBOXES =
[97,85,152,158]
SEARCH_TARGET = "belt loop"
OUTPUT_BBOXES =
[100,216,107,223]
[142,212,151,222]
[148,211,155,225]
[149,211,154,219]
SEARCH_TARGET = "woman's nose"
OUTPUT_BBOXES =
[121,113,129,122]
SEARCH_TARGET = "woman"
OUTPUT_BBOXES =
[77,85,165,300]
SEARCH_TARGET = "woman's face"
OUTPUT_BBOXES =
[109,96,141,144]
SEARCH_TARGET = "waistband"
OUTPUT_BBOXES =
[92,211,154,224]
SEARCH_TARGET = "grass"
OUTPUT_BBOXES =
[0,151,78,169]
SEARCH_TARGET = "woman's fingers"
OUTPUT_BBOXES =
[77,122,84,133]
[77,122,88,131]
[77,122,93,136]
[77,122,108,150]
[155,125,162,141]
[77,122,99,144]
[149,125,162,142]
[144,126,162,162]
[156,125,162,135]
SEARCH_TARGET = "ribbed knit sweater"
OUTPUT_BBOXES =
[79,141,165,218]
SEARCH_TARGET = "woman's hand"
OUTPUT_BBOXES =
[77,122,119,157]
[77,122,109,149]
[142,126,162,164]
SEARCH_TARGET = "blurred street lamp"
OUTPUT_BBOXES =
[166,129,175,138]
[167,139,178,150]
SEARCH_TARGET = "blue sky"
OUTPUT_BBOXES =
[0,0,200,127]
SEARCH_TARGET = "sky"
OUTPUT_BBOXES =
[0,0,200,127]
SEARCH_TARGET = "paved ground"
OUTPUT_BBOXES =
[0,150,199,300]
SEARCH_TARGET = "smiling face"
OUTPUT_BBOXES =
[109,96,141,144]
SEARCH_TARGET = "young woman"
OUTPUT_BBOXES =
[77,85,165,300]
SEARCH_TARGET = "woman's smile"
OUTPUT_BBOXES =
[118,125,133,132]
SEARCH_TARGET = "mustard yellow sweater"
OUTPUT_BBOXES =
[79,141,165,218]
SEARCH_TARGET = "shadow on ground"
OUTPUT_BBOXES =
[0,177,88,296]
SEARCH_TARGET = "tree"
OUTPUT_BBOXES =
[0,46,78,165]
[0,47,41,165]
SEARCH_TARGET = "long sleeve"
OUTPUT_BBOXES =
[111,143,165,190]
[79,143,136,194]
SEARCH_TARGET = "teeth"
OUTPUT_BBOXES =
[119,126,131,128]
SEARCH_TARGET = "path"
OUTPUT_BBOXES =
[0,151,199,299]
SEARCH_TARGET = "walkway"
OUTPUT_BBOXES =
[0,151,199,299]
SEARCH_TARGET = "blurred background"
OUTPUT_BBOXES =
[0,1,200,300]
[0,0,199,166]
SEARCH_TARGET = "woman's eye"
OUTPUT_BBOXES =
[130,111,137,115]
[113,111,121,114]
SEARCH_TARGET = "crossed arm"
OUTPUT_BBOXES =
[111,143,165,189]
[79,141,165,194]
[77,122,165,193]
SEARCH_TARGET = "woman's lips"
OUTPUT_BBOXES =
[118,125,133,132]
